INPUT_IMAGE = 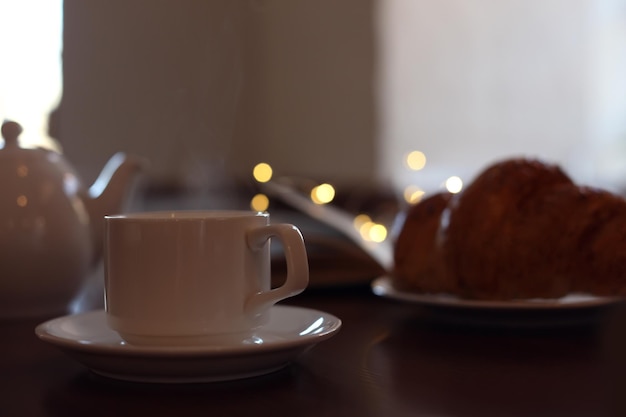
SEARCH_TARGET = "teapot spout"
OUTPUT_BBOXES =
[84,152,147,264]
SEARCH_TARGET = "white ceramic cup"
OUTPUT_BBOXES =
[104,210,309,346]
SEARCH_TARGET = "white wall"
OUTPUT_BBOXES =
[377,0,626,193]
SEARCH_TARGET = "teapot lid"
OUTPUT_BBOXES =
[1,120,23,149]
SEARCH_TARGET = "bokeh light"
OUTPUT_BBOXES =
[403,185,425,204]
[16,195,28,207]
[406,151,427,171]
[250,193,269,212]
[253,163,273,183]
[311,183,335,205]
[357,219,388,243]
[359,221,375,241]
[445,176,463,194]
[368,224,388,243]
[353,214,372,230]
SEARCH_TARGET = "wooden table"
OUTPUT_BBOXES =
[2,284,623,417]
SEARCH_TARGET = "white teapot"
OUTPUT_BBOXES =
[0,120,145,318]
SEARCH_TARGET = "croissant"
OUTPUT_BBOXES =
[392,158,626,300]
[393,191,453,294]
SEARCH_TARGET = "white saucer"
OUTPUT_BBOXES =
[372,276,621,310]
[35,305,341,383]
[372,276,623,327]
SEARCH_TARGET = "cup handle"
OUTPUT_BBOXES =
[245,224,309,315]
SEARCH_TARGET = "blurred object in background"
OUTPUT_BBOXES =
[5,1,626,197]
[57,0,377,192]
[257,177,392,289]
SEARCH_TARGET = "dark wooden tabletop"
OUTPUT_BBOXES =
[2,284,625,417]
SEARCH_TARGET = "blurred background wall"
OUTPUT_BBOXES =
[379,0,626,193]
[1,0,626,196]
[56,0,378,191]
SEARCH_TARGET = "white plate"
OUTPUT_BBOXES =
[372,276,622,310]
[35,305,341,383]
